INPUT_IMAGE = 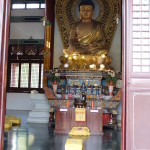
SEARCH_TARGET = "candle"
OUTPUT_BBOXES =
[92,101,94,109]
[67,100,69,108]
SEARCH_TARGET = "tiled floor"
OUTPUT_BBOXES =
[4,110,121,150]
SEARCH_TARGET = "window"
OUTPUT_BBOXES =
[132,0,150,73]
[7,45,44,93]
[41,3,45,9]
[26,3,40,9]
[12,4,25,9]
[11,2,45,10]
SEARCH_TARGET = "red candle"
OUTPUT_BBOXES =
[67,100,69,108]
[92,101,94,109]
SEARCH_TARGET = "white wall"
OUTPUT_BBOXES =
[6,93,49,110]
[53,19,63,69]
[10,9,44,40]
[6,93,34,110]
[11,9,45,16]
[10,22,44,39]
[109,20,121,71]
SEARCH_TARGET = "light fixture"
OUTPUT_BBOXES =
[101,54,106,59]
[100,64,105,70]
[72,53,77,59]
[89,64,96,70]
[64,63,69,68]
[81,56,85,59]
[68,56,72,60]
[64,54,69,58]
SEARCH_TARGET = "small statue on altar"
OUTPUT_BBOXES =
[80,81,87,100]
[68,0,107,55]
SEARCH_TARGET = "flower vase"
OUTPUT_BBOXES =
[108,80,114,96]
[108,85,114,96]
[53,80,57,94]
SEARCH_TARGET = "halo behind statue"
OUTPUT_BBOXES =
[55,0,121,50]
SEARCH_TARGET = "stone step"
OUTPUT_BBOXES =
[27,117,49,123]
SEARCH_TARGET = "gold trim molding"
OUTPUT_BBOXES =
[55,0,121,50]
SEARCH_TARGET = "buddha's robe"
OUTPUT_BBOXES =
[69,20,107,55]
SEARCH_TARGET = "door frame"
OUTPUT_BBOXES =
[0,0,127,150]
[0,0,10,149]
[122,0,127,149]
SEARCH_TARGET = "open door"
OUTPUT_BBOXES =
[0,0,10,149]
[124,0,150,149]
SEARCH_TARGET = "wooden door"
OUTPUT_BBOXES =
[54,108,70,134]
[86,108,103,135]
[123,0,150,149]
[0,0,10,149]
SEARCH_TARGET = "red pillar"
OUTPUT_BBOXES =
[45,0,55,69]
[0,0,10,149]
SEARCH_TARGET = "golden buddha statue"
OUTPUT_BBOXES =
[60,0,112,70]
[68,0,107,55]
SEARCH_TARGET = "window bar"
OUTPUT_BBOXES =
[18,62,21,88]
[139,1,142,72]
[12,63,16,87]
[39,63,41,89]
[7,60,11,89]
[148,2,150,70]
[132,0,150,72]
[29,61,31,89]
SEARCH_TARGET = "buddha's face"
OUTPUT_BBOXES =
[79,5,94,20]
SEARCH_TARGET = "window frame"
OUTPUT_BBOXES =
[7,45,44,93]
[11,2,45,10]
[12,3,26,9]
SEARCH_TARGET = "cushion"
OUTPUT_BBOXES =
[65,139,83,150]
[4,120,12,130]
[69,127,90,136]
[5,116,21,125]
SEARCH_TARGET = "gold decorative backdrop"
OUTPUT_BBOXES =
[55,0,121,50]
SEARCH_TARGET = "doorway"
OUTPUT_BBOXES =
[0,0,126,149]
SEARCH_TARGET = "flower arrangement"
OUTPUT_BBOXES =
[105,70,118,86]
[105,76,118,86]
[48,72,60,83]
